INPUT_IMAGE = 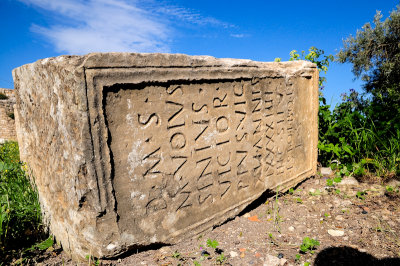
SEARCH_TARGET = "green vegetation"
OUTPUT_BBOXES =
[85,254,101,266]
[356,190,367,200]
[299,237,320,254]
[205,239,226,264]
[273,187,283,232]
[27,235,53,251]
[320,6,400,180]
[326,176,342,187]
[290,9,400,180]
[215,253,226,265]
[206,239,219,249]
[169,239,223,264]
[172,250,181,259]
[337,6,400,137]
[294,237,320,265]
[386,185,399,193]
[0,141,45,260]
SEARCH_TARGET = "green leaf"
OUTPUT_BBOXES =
[356,191,366,200]
[27,236,54,251]
[206,239,219,249]
[340,165,349,175]
[386,186,394,192]
[333,176,342,183]
[36,236,54,250]
[300,244,309,253]
[326,179,334,187]
[172,250,181,258]
[300,237,320,253]
[342,145,353,155]
[216,253,226,264]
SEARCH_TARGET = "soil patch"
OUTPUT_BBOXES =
[24,173,400,265]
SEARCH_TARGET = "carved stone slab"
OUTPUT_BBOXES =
[13,53,318,260]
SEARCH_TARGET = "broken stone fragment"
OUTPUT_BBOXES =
[328,229,345,237]
[13,53,318,260]
[338,176,360,186]
[320,167,333,176]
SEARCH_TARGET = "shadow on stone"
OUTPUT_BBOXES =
[314,246,400,266]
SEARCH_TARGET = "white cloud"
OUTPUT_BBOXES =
[156,6,233,28]
[230,33,249,38]
[19,0,232,54]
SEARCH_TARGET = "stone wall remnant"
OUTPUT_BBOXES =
[13,53,318,260]
[0,88,16,142]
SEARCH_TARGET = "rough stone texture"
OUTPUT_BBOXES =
[13,53,318,260]
[0,88,17,142]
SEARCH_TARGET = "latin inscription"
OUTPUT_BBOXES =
[105,78,305,238]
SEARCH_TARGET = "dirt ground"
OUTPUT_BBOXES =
[29,171,400,265]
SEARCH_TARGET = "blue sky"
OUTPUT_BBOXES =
[0,0,399,105]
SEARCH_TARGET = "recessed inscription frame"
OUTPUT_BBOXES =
[83,65,318,246]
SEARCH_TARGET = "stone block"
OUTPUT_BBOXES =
[13,53,318,260]
[0,88,17,142]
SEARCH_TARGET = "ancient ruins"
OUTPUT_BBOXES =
[13,53,318,259]
[0,88,16,142]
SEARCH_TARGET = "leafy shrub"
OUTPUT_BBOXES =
[289,46,400,180]
[0,141,44,257]
[334,6,400,180]
[318,88,400,179]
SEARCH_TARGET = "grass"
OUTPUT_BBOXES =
[0,141,46,261]
[318,96,400,182]
[273,187,283,233]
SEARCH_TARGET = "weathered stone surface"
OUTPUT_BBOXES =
[13,53,318,260]
[0,88,17,142]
